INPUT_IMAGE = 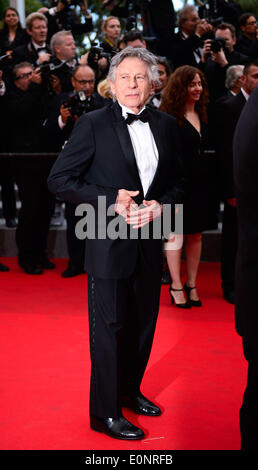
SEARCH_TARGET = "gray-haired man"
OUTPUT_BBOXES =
[48,47,184,440]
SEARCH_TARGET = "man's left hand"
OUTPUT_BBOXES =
[126,200,163,228]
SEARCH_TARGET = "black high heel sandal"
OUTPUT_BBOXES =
[169,286,191,309]
[184,283,202,307]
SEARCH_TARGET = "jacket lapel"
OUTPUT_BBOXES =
[111,102,143,192]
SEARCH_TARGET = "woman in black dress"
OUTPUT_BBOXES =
[0,7,28,54]
[160,65,217,308]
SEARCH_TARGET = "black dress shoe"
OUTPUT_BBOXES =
[90,415,144,440]
[122,393,161,416]
[62,266,85,278]
[40,259,56,269]
[20,263,43,275]
[0,262,9,272]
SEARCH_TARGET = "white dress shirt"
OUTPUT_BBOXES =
[119,102,159,197]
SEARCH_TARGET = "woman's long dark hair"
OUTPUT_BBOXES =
[2,7,22,33]
[160,65,209,126]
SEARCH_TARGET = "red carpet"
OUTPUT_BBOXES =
[0,259,246,450]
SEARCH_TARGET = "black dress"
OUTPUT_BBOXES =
[178,119,219,234]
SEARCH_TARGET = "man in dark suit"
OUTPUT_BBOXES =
[216,59,258,303]
[6,61,55,274]
[48,47,183,440]
[171,5,213,69]
[235,12,257,56]
[49,30,78,93]
[44,64,108,278]
[12,12,51,67]
[233,85,258,451]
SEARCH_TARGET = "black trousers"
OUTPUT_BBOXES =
[240,339,258,451]
[15,167,55,265]
[0,159,16,220]
[87,253,162,419]
[65,201,85,270]
[221,201,237,294]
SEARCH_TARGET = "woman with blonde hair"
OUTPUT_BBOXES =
[100,16,121,54]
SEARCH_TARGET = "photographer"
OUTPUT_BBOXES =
[235,13,258,57]
[171,5,213,69]
[40,0,93,42]
[5,61,55,274]
[49,30,77,93]
[201,22,250,101]
[44,65,108,277]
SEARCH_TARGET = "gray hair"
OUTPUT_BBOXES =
[107,47,159,84]
[225,65,244,90]
[178,5,196,28]
[50,30,73,54]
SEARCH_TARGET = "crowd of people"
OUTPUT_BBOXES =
[0,1,258,307]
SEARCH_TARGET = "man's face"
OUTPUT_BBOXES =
[242,65,258,95]
[109,57,155,113]
[181,9,199,35]
[14,66,33,91]
[155,64,169,92]
[71,67,95,97]
[55,35,76,61]
[104,18,121,41]
[241,15,257,38]
[215,28,236,53]
[28,19,47,45]
[126,39,146,49]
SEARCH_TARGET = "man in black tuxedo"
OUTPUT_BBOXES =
[49,30,78,93]
[48,47,183,440]
[233,85,258,451]
[44,64,108,278]
[12,12,51,67]
[216,59,258,304]
[6,61,55,274]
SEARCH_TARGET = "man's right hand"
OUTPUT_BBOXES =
[60,103,72,124]
[195,19,213,38]
[115,189,139,219]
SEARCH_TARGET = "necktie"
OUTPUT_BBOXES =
[125,108,150,125]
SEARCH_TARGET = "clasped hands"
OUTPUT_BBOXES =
[115,189,162,229]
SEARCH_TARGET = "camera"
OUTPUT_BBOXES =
[63,91,92,117]
[210,37,226,53]
[87,46,114,70]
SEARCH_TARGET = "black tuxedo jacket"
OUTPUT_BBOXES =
[48,101,184,278]
[216,90,246,199]
[44,91,109,152]
[233,86,258,345]
[12,41,51,67]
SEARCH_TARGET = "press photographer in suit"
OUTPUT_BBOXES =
[44,65,108,277]
[48,47,183,440]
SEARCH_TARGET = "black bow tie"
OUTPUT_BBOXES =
[37,47,47,53]
[154,92,161,100]
[125,108,150,125]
